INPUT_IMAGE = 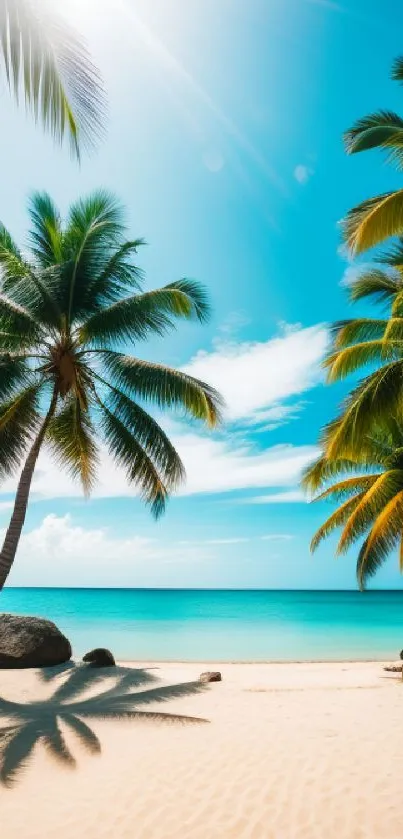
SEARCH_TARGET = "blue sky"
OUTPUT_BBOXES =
[2,0,403,588]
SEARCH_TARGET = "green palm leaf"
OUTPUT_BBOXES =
[347,267,403,304]
[336,470,403,554]
[331,319,388,349]
[310,493,366,552]
[356,491,403,589]
[46,396,99,494]
[325,339,403,382]
[342,190,403,255]
[81,280,211,345]
[102,352,223,427]
[100,402,169,518]
[99,380,185,486]
[0,0,106,158]
[344,110,403,167]
[0,384,42,478]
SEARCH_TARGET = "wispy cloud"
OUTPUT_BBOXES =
[182,324,327,426]
[260,533,294,541]
[244,490,307,504]
[6,515,216,588]
[294,164,314,185]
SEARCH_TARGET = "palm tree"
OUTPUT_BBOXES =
[0,190,223,590]
[0,0,105,158]
[318,248,403,460]
[302,423,403,590]
[343,57,403,254]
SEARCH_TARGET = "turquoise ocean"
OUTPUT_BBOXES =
[1,588,403,661]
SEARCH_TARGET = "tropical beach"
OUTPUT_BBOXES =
[3,1,403,837]
[2,660,403,839]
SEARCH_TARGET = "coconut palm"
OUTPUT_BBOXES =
[0,190,223,589]
[343,57,403,254]
[318,246,403,460]
[303,422,403,590]
[0,663,207,786]
[0,0,105,158]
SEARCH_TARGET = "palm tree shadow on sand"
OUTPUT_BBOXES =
[0,663,208,787]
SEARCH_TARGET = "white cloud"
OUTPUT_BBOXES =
[260,533,294,541]
[0,438,318,501]
[6,514,217,588]
[245,490,307,504]
[293,164,314,185]
[182,324,327,425]
[0,325,325,507]
[204,537,249,545]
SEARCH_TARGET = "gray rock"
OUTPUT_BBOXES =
[200,671,222,683]
[83,648,115,667]
[0,613,72,669]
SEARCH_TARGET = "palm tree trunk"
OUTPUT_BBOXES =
[0,388,59,590]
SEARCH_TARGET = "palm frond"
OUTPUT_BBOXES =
[313,474,380,503]
[28,192,63,267]
[102,352,223,428]
[347,267,403,305]
[324,363,403,459]
[83,240,145,311]
[99,378,185,487]
[337,470,403,554]
[46,396,99,494]
[302,455,368,494]
[324,339,403,382]
[0,384,42,478]
[310,493,366,552]
[344,110,403,167]
[0,0,106,158]
[99,402,169,518]
[0,293,44,342]
[0,355,30,400]
[331,319,388,349]
[342,190,403,254]
[391,56,403,84]
[63,191,126,323]
[356,490,403,588]
[80,280,211,345]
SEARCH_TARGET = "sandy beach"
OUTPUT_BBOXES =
[1,660,402,839]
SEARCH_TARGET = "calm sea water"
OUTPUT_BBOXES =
[1,588,403,661]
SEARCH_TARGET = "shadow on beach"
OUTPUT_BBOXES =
[0,663,208,788]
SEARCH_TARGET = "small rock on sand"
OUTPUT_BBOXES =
[200,671,222,683]
[83,648,116,667]
[383,662,403,672]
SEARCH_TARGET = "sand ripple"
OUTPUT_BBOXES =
[1,662,402,839]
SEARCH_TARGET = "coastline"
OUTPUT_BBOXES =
[1,660,402,838]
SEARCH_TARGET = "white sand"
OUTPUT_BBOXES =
[1,661,402,839]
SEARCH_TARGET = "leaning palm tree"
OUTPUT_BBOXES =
[343,57,403,254]
[303,423,403,589]
[0,0,105,158]
[319,246,403,460]
[0,190,223,589]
